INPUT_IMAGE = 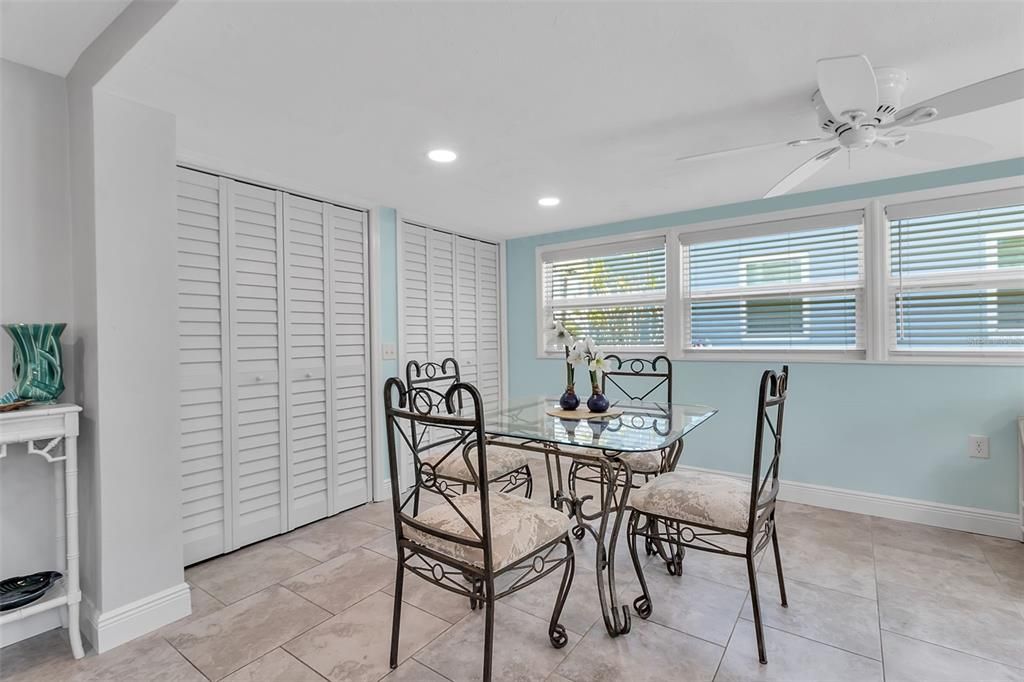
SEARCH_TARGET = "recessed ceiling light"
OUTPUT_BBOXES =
[427,149,457,163]
[538,197,561,207]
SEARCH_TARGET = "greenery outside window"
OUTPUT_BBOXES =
[541,238,666,351]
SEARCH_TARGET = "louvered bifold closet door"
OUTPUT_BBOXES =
[284,195,332,528]
[429,230,457,361]
[176,168,232,564]
[455,237,480,386]
[476,241,501,407]
[402,223,430,362]
[330,205,372,510]
[228,181,288,546]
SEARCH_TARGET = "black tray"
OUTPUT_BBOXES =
[0,571,63,611]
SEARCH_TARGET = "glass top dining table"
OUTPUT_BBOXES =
[479,395,718,637]
[481,396,718,453]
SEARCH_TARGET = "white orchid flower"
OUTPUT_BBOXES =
[566,346,584,364]
[588,351,609,373]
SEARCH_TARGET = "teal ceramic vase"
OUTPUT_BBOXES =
[3,323,66,402]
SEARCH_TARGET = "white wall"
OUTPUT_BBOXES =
[0,0,185,652]
[90,90,183,616]
[62,0,186,652]
[0,58,75,645]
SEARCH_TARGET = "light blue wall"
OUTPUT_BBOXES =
[505,159,1024,514]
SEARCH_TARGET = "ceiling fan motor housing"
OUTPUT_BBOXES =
[813,67,908,135]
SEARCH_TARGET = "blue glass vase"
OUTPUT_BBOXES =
[559,387,580,411]
[587,389,609,413]
[3,323,66,402]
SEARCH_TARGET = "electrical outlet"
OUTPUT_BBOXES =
[968,435,990,459]
[381,343,397,360]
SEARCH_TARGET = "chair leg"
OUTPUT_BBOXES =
[389,551,405,669]
[567,462,586,540]
[746,553,768,664]
[771,520,788,608]
[412,485,420,516]
[549,538,574,648]
[627,511,653,619]
[482,579,496,682]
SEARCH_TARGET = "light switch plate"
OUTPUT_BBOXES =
[381,343,397,360]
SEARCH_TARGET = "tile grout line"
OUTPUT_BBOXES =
[879,627,1024,674]
[167,582,335,681]
[710,606,740,681]
[871,521,887,682]
[280,647,331,681]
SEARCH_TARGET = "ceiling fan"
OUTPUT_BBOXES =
[675,55,1024,198]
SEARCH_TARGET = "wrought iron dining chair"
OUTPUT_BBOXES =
[566,354,682,560]
[405,359,533,514]
[384,378,575,681]
[568,354,679,485]
[626,366,790,664]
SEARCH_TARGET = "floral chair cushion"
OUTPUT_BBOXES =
[421,444,528,484]
[561,446,664,474]
[630,470,759,532]
[404,492,573,569]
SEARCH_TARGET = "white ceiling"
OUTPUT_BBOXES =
[101,1,1024,239]
[1,0,131,76]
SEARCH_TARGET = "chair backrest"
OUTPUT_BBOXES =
[746,365,789,533]
[405,357,462,410]
[383,377,495,571]
[404,358,463,461]
[600,354,673,403]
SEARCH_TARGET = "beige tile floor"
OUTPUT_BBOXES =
[3,470,1023,682]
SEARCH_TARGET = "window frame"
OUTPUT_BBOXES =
[536,235,668,355]
[681,209,866,359]
[535,176,1024,365]
[885,186,1024,360]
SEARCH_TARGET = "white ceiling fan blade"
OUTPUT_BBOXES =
[675,137,831,163]
[764,147,841,198]
[880,130,994,163]
[816,55,879,124]
[885,68,1024,128]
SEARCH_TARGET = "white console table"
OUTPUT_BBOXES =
[0,404,85,658]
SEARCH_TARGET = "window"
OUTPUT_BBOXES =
[683,211,864,352]
[887,189,1024,354]
[541,238,666,351]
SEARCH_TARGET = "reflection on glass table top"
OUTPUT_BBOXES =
[481,396,717,453]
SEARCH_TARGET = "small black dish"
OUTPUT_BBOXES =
[0,571,63,611]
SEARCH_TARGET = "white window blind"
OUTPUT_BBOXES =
[541,238,666,350]
[887,188,1024,353]
[682,211,864,351]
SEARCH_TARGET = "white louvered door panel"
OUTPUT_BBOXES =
[330,205,371,511]
[455,237,480,386]
[284,195,332,529]
[228,181,288,547]
[176,168,231,564]
[476,241,502,407]
[402,223,430,363]
[429,230,457,360]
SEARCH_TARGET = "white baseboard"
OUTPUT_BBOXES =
[83,582,191,653]
[681,464,1023,541]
